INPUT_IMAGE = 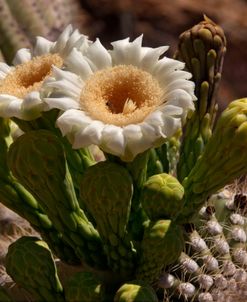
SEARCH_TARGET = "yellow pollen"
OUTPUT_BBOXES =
[0,53,63,99]
[80,65,163,126]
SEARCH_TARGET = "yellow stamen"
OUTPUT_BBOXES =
[0,53,63,99]
[80,65,163,126]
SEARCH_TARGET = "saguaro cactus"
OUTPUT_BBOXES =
[0,16,246,302]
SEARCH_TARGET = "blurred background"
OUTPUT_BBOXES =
[0,0,246,111]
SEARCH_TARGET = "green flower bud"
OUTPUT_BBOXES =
[178,98,247,223]
[141,173,184,220]
[114,281,158,302]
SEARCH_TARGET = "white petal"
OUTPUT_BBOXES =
[21,91,45,120]
[154,57,185,78]
[52,25,73,54]
[159,104,183,116]
[73,120,104,148]
[56,109,92,136]
[44,76,82,99]
[123,124,145,156]
[165,89,196,111]
[101,125,125,156]
[43,96,80,111]
[0,63,11,79]
[110,37,130,65]
[65,48,93,80]
[12,48,31,65]
[85,38,112,70]
[110,35,145,66]
[140,46,169,72]
[144,110,164,126]
[159,116,181,138]
[0,95,22,118]
[44,67,82,98]
[165,79,195,96]
[33,37,54,56]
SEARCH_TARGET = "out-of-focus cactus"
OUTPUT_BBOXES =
[0,16,247,302]
[0,286,13,302]
[0,0,83,63]
[177,15,227,182]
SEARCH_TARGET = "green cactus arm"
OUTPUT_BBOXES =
[177,98,247,223]
[80,161,137,276]
[136,220,184,284]
[6,0,49,38]
[7,129,107,269]
[64,271,105,302]
[0,0,31,63]
[6,236,65,302]
[114,281,158,302]
[0,178,80,264]
[176,16,226,181]
[141,173,184,221]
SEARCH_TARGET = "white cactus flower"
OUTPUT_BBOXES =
[46,36,196,161]
[0,25,90,121]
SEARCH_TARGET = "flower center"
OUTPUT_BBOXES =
[80,65,163,126]
[0,53,63,99]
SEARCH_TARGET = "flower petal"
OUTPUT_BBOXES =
[65,48,93,80]
[140,46,169,72]
[0,63,12,79]
[13,48,32,65]
[43,96,80,111]
[101,125,126,156]
[85,38,112,70]
[33,37,54,56]
[73,120,104,148]
[56,109,92,136]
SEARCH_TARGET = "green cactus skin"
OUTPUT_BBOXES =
[7,130,107,269]
[136,220,184,284]
[80,161,136,276]
[0,286,13,302]
[141,173,184,220]
[64,271,105,302]
[6,236,65,302]
[177,98,247,223]
[160,190,247,302]
[114,281,158,302]
[0,118,79,264]
[177,16,226,182]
